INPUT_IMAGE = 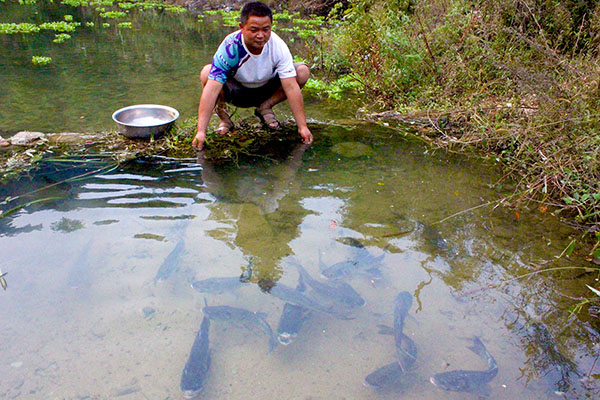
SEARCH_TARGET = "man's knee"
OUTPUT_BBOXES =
[295,63,310,88]
[200,64,212,86]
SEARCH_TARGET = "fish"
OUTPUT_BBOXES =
[190,260,253,294]
[276,272,311,345]
[154,238,185,282]
[259,279,352,320]
[393,291,413,367]
[0,269,7,290]
[364,333,418,388]
[320,251,384,280]
[180,315,211,399]
[291,258,365,309]
[276,302,312,345]
[202,305,277,353]
[430,336,498,395]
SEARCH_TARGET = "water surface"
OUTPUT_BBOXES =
[1,3,599,400]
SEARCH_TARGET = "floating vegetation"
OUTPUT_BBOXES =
[94,219,119,225]
[39,21,81,32]
[134,233,166,241]
[99,10,127,19]
[0,23,40,34]
[1,0,188,64]
[31,56,52,65]
[140,215,196,221]
[53,33,72,43]
[51,217,85,233]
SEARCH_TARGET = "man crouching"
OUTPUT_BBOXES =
[192,1,313,150]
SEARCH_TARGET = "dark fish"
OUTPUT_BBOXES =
[155,238,185,282]
[190,260,253,294]
[276,272,311,345]
[430,337,498,395]
[276,303,312,345]
[202,305,277,353]
[259,279,352,320]
[180,315,211,399]
[365,333,418,388]
[320,252,384,280]
[291,258,365,308]
[393,291,413,368]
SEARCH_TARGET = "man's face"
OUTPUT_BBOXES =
[240,15,272,54]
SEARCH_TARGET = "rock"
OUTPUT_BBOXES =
[0,136,9,147]
[9,131,45,145]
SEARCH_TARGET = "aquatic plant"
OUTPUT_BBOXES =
[39,21,81,32]
[53,33,72,43]
[51,217,85,233]
[99,10,127,19]
[117,21,132,28]
[31,55,52,65]
[0,23,40,34]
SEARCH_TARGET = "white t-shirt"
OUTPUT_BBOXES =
[209,30,296,88]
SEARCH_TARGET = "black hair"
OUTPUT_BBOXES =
[240,1,273,26]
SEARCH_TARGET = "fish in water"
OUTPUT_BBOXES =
[276,272,311,345]
[259,279,352,320]
[202,305,277,353]
[393,291,413,368]
[291,258,365,309]
[190,260,253,294]
[276,302,312,345]
[154,238,185,282]
[364,333,418,389]
[430,336,498,395]
[320,251,384,281]
[180,315,211,399]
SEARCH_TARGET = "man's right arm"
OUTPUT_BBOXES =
[192,79,224,150]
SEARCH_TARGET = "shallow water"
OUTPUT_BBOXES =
[2,3,600,400]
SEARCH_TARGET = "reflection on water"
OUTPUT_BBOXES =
[1,123,599,399]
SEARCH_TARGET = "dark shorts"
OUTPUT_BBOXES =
[223,76,281,108]
[223,62,305,108]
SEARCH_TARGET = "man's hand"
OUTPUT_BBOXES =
[192,130,206,150]
[299,125,313,144]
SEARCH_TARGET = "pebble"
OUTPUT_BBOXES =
[10,361,23,368]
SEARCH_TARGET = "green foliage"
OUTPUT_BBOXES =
[99,10,127,19]
[304,75,362,100]
[53,33,72,43]
[31,55,52,65]
[0,22,40,34]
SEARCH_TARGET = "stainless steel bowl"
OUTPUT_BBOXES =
[112,104,179,139]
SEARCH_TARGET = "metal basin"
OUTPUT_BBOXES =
[112,104,179,139]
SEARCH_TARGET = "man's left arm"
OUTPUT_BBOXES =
[281,77,313,144]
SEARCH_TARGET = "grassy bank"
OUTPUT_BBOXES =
[304,0,600,249]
